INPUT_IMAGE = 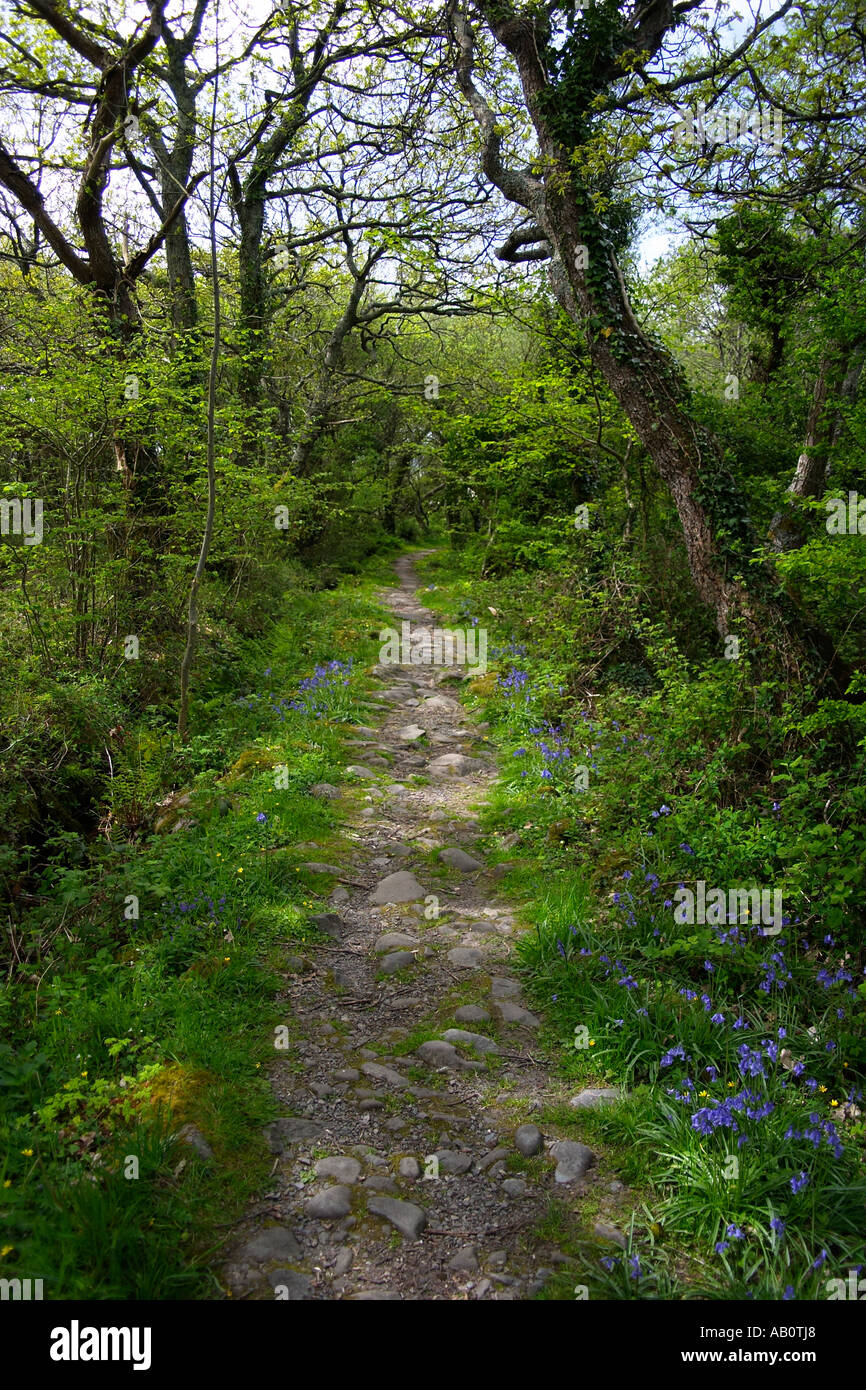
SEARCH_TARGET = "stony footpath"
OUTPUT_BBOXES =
[220,554,627,1300]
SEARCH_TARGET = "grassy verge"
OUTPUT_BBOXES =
[0,547,409,1298]
[417,547,866,1302]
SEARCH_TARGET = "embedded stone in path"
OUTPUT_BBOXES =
[441,1028,499,1055]
[306,1185,353,1219]
[380,951,416,975]
[366,1194,428,1240]
[397,724,426,741]
[448,1245,479,1272]
[267,1270,312,1299]
[492,1000,541,1028]
[476,1147,511,1171]
[514,1124,544,1157]
[448,947,484,969]
[310,782,340,800]
[421,695,461,713]
[551,1140,597,1184]
[369,871,426,904]
[490,977,522,999]
[416,1040,464,1069]
[264,1117,325,1153]
[502,1178,527,1198]
[570,1088,621,1110]
[310,912,344,939]
[361,1062,410,1089]
[435,1149,473,1175]
[299,861,344,877]
[239,1227,301,1263]
[345,765,379,778]
[439,847,483,872]
[315,1156,362,1184]
[454,1005,490,1024]
[398,1157,421,1180]
[428,753,482,777]
[374,932,419,953]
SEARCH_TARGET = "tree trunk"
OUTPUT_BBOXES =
[452,4,816,658]
[770,341,866,550]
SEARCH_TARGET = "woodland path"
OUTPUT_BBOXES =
[221,553,624,1300]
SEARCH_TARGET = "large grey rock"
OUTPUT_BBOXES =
[345,765,378,778]
[299,862,343,876]
[310,782,340,800]
[570,1088,621,1110]
[374,932,419,953]
[441,1028,499,1055]
[361,1061,409,1089]
[264,1117,325,1153]
[435,1149,473,1175]
[306,1185,353,1219]
[397,724,426,741]
[551,1141,597,1184]
[490,977,521,998]
[447,947,483,969]
[398,1157,421,1180]
[369,871,426,904]
[314,1156,362,1184]
[514,1124,544,1157]
[439,847,483,872]
[428,753,482,778]
[367,1194,428,1239]
[240,1227,301,1262]
[454,1005,491,1023]
[380,950,416,975]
